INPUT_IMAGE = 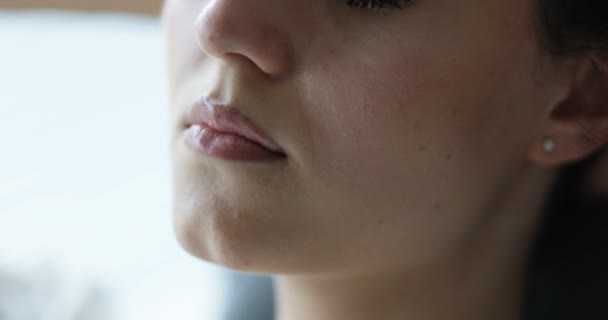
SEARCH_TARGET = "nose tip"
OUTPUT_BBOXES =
[194,1,293,77]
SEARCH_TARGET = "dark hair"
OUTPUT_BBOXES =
[525,2,608,318]
[538,0,608,56]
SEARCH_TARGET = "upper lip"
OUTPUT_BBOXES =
[184,97,285,154]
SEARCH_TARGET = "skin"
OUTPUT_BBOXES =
[162,0,608,319]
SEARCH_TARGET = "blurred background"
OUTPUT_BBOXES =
[0,1,273,319]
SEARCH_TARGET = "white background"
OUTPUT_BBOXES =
[0,10,229,320]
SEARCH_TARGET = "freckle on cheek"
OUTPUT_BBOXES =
[376,218,384,225]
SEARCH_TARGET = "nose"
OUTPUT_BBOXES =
[194,0,294,77]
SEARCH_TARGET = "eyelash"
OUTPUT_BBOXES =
[346,0,411,10]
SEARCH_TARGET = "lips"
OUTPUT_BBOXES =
[184,97,285,155]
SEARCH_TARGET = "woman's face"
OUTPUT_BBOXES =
[163,0,568,273]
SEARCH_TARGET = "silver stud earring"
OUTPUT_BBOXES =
[543,138,556,153]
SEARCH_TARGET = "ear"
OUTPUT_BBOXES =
[528,55,608,169]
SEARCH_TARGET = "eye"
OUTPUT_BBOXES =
[346,0,412,10]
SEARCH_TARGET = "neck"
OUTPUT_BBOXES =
[275,266,522,320]
[274,167,556,320]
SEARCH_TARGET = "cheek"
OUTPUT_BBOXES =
[309,19,545,174]
[307,52,483,179]
[299,36,540,226]
[298,58,466,228]
[292,42,545,268]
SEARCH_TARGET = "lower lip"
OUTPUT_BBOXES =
[182,124,286,162]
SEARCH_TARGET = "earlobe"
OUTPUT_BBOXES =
[527,128,607,169]
[527,56,608,169]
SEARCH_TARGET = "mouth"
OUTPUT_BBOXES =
[182,97,286,162]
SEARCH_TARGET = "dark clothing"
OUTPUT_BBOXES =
[525,198,608,320]
[525,151,608,320]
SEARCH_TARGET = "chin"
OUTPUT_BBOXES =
[171,191,297,273]
[171,200,252,270]
[170,197,338,275]
[169,162,326,274]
